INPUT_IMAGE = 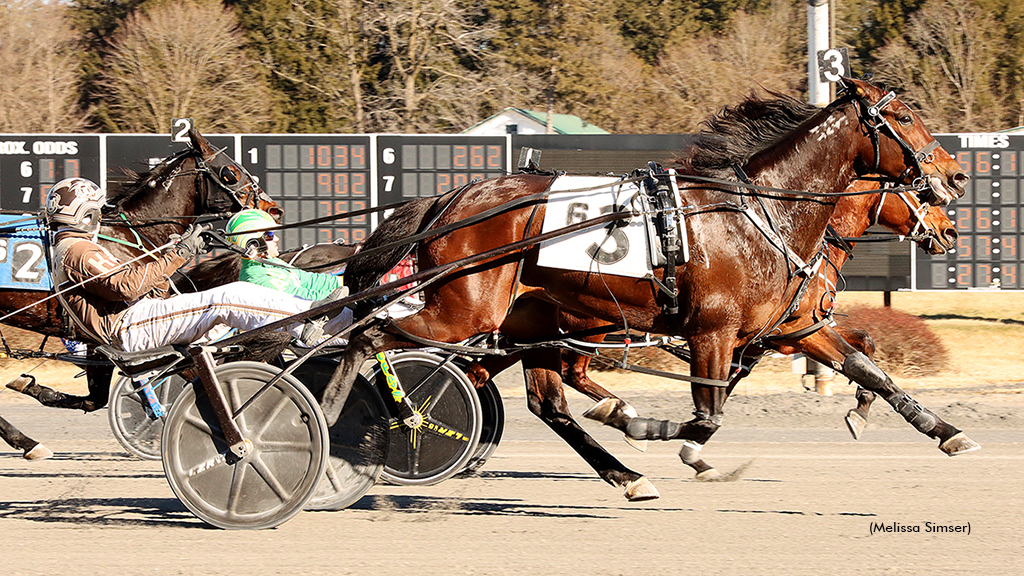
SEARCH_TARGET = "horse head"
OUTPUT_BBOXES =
[874,185,957,255]
[187,127,283,221]
[842,77,968,207]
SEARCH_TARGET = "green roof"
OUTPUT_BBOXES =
[463,107,609,134]
[513,108,609,134]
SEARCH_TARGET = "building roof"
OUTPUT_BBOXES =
[462,107,609,135]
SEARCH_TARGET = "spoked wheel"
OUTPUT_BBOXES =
[288,357,389,510]
[369,351,483,486]
[108,374,186,460]
[161,362,328,530]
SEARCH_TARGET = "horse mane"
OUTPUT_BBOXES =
[103,149,192,214]
[676,89,823,177]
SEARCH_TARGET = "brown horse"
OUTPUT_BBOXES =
[537,178,958,478]
[317,78,969,500]
[0,127,279,457]
[462,177,957,463]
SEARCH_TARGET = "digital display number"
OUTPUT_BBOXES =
[0,136,101,210]
[377,136,507,205]
[917,135,1024,289]
[242,136,372,249]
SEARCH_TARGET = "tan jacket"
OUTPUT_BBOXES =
[52,230,186,345]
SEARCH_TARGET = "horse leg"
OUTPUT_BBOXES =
[800,327,979,455]
[563,350,648,452]
[520,347,658,501]
[834,326,877,439]
[4,363,113,413]
[622,334,736,481]
[0,414,52,460]
[320,324,399,426]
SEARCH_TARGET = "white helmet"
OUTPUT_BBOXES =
[45,178,105,234]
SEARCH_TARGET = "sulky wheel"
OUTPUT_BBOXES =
[108,373,187,460]
[369,351,482,486]
[456,376,504,477]
[161,362,328,530]
[288,357,389,510]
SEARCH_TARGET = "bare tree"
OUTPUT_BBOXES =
[364,0,497,132]
[875,0,1002,132]
[653,0,804,132]
[98,0,273,133]
[0,1,90,132]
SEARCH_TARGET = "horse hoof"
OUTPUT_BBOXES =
[623,477,659,502]
[845,411,866,440]
[939,432,981,456]
[695,469,724,482]
[24,443,53,460]
[6,374,35,393]
[582,398,625,424]
[624,435,648,452]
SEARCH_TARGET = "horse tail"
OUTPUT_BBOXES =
[345,196,437,294]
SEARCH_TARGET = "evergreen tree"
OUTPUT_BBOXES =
[228,0,341,132]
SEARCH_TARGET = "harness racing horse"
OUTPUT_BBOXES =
[0,127,279,457]
[462,177,957,462]
[318,78,970,500]
[545,177,958,477]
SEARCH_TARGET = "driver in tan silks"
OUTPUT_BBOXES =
[6,178,348,399]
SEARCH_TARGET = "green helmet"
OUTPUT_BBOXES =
[225,209,277,253]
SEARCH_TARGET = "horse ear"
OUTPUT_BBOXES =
[187,125,218,160]
[839,76,869,98]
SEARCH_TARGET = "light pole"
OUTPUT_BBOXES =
[808,0,831,106]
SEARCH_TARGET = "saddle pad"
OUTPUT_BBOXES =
[537,176,655,279]
[0,215,53,291]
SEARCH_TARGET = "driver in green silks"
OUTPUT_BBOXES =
[225,209,350,343]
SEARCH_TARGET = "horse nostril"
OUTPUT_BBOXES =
[953,172,969,191]
[944,227,958,242]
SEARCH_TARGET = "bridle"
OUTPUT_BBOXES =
[99,144,278,253]
[194,145,275,214]
[850,86,943,199]
[872,182,938,243]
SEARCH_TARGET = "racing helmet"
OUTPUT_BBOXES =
[225,209,278,254]
[45,178,105,234]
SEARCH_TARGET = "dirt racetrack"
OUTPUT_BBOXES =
[1,359,1021,576]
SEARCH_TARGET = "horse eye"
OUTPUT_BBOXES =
[219,165,239,185]
[898,115,913,125]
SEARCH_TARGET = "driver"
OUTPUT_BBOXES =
[41,178,347,352]
[224,208,351,344]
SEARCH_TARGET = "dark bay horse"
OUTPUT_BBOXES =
[547,178,958,479]
[319,78,970,500]
[0,127,279,458]
[462,177,957,463]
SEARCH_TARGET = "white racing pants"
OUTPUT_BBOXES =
[116,282,353,352]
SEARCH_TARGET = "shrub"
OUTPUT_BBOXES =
[589,306,950,378]
[836,306,949,376]
[589,343,690,373]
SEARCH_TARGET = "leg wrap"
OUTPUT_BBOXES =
[841,352,888,387]
[24,382,96,412]
[626,418,684,441]
[679,440,704,466]
[693,410,724,427]
[887,392,938,435]
[844,352,937,435]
